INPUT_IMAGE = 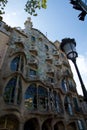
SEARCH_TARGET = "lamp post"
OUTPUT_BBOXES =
[60,38,87,102]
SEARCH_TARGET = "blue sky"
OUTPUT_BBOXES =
[2,0,87,95]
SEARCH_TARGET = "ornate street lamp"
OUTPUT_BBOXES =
[60,38,87,102]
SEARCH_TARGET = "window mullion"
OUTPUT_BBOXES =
[9,86,14,103]
[14,76,19,104]
[18,56,21,71]
[37,85,38,110]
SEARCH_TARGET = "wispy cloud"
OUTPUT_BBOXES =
[3,10,25,27]
[3,12,17,23]
[11,12,17,16]
[69,54,87,96]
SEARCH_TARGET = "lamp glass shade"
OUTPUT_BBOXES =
[63,42,77,59]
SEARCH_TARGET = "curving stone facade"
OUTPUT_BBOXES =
[0,17,87,130]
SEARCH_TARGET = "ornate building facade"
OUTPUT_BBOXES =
[0,16,87,130]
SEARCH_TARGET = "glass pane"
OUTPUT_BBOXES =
[29,69,36,76]
[10,56,20,71]
[31,36,35,42]
[38,86,48,111]
[73,97,79,111]
[54,91,59,112]
[53,92,63,113]
[78,120,84,130]
[63,43,76,55]
[68,104,73,115]
[61,79,67,92]
[4,77,17,103]
[24,84,37,110]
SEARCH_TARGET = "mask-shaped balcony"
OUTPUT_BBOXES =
[29,45,38,55]
[62,60,69,67]
[46,55,53,64]
[28,58,38,69]
[54,60,62,67]
[53,50,59,57]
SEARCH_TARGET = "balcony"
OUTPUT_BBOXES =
[47,68,54,73]
[63,69,73,77]
[14,38,25,46]
[29,45,38,55]
[28,57,38,69]
[69,86,77,92]
[46,55,52,64]
[62,60,69,67]
[74,107,83,114]
[55,60,62,67]
[56,70,62,80]
[53,50,59,56]
[46,68,54,77]
[45,77,54,86]
[28,58,38,65]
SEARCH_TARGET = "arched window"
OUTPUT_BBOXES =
[53,91,63,113]
[45,44,49,51]
[73,97,79,112]
[10,56,20,71]
[64,96,73,115]
[31,36,36,42]
[10,55,24,72]
[38,86,48,111]
[68,80,76,92]
[24,84,37,110]
[61,78,68,92]
[4,76,22,105]
[4,76,17,103]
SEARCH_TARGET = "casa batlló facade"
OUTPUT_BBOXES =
[0,16,87,130]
